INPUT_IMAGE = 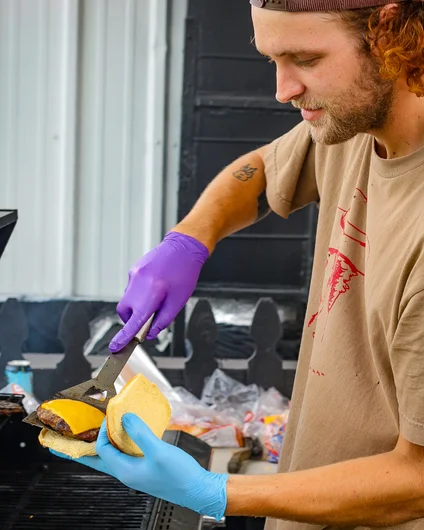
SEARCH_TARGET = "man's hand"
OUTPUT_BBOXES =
[109,232,209,352]
[51,415,228,521]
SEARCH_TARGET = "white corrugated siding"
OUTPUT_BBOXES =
[0,0,184,300]
[0,0,79,298]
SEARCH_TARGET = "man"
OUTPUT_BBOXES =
[54,0,424,528]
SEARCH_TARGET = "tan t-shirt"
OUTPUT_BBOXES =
[263,121,424,530]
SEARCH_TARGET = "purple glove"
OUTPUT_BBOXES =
[109,231,209,352]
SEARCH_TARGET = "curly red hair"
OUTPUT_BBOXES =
[339,1,424,96]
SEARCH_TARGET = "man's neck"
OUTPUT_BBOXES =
[373,85,424,160]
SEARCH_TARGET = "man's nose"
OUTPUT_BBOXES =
[275,67,305,104]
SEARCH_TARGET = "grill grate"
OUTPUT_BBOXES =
[0,473,30,528]
[0,465,155,530]
[0,422,210,530]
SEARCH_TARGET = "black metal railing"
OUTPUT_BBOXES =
[0,297,299,402]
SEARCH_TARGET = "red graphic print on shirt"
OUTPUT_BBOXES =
[308,188,368,342]
[338,188,367,248]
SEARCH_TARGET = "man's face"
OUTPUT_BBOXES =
[252,8,395,144]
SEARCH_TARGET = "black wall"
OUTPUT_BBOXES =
[178,0,317,302]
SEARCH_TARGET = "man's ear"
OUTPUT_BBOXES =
[379,2,399,23]
[368,3,399,59]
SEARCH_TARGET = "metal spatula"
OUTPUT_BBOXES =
[23,315,154,432]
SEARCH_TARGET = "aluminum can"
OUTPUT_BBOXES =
[5,360,33,394]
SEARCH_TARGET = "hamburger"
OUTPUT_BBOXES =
[37,373,172,458]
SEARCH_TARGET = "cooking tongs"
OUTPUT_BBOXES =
[23,316,153,432]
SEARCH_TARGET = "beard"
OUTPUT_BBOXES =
[293,54,396,145]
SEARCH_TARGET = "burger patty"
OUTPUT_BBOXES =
[0,400,24,415]
[36,406,99,442]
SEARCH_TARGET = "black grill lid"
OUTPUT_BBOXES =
[0,210,17,262]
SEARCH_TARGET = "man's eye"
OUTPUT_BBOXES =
[296,58,319,67]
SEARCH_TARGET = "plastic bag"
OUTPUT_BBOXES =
[169,369,290,451]
[91,341,184,404]
[259,411,290,463]
[113,343,175,397]
[203,371,290,458]
[241,386,290,462]
[201,369,260,426]
[243,386,289,438]
[167,383,244,447]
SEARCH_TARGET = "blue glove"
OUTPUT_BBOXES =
[50,414,228,521]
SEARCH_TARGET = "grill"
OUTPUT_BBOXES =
[0,395,216,530]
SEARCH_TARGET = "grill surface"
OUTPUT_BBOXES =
[0,463,155,530]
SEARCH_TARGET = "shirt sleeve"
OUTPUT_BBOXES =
[391,288,424,445]
[263,121,319,219]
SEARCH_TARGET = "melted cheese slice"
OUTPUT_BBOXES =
[41,399,105,435]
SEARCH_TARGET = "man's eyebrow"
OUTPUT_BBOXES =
[256,47,323,58]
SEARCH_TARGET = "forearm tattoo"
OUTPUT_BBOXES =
[232,163,269,221]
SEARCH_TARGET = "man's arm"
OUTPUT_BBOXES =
[226,433,424,526]
[173,147,269,253]
[108,146,270,349]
